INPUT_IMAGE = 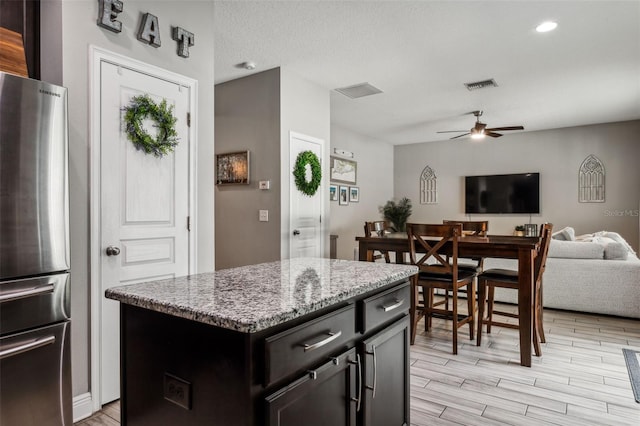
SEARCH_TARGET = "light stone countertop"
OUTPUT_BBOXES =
[105,258,417,333]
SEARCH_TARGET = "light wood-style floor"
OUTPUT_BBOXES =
[76,302,640,426]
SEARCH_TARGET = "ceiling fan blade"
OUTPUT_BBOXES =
[437,130,468,133]
[450,133,470,140]
[486,126,524,131]
[485,131,503,138]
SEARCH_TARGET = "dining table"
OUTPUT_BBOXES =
[356,232,541,367]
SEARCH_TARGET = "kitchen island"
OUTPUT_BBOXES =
[106,258,417,426]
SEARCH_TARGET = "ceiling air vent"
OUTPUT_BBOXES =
[335,82,383,99]
[464,78,498,91]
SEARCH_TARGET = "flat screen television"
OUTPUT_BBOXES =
[465,173,540,214]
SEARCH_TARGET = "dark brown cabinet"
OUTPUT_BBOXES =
[265,348,358,426]
[361,316,410,426]
[0,0,40,78]
[119,279,411,426]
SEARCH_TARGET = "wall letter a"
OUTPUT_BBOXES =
[137,13,161,48]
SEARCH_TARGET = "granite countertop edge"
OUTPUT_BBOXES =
[105,264,417,333]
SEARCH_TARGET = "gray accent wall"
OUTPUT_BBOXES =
[329,126,395,260]
[215,69,282,269]
[42,0,216,400]
[215,67,331,267]
[394,120,640,251]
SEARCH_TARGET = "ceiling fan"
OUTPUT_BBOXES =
[437,111,524,140]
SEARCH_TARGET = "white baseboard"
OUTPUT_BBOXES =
[73,392,94,423]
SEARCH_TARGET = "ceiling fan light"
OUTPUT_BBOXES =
[536,21,558,33]
[470,130,485,140]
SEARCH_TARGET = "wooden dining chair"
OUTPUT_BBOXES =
[476,223,553,356]
[442,220,489,272]
[363,220,394,263]
[406,223,477,354]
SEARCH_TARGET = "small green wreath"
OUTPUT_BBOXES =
[123,94,179,158]
[293,151,322,196]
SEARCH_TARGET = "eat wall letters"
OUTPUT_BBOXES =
[96,0,195,58]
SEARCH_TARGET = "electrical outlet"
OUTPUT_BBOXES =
[164,373,191,410]
[259,210,269,222]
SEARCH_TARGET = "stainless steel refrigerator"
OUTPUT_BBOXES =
[0,71,72,425]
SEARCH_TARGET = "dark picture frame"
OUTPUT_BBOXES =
[216,151,250,185]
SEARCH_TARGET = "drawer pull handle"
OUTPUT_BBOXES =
[0,335,56,360]
[381,299,404,312]
[302,331,342,352]
[349,354,362,412]
[0,283,55,303]
[366,346,377,398]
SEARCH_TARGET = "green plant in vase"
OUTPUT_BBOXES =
[514,225,525,237]
[379,197,412,232]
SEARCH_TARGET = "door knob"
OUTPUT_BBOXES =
[293,229,301,236]
[106,246,121,256]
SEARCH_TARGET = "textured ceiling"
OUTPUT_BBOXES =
[214,1,640,145]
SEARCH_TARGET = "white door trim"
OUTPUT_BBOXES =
[288,131,325,258]
[88,45,198,412]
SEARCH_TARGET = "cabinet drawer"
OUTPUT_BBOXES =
[265,304,356,386]
[265,348,357,426]
[360,282,410,334]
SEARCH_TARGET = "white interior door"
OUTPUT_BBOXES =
[99,62,191,404]
[290,132,324,258]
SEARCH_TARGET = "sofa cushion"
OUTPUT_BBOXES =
[552,226,575,241]
[598,238,628,260]
[548,239,604,259]
[595,231,636,255]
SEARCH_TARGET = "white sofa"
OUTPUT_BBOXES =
[484,229,640,319]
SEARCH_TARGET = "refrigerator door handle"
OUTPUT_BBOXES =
[0,335,56,360]
[0,283,55,303]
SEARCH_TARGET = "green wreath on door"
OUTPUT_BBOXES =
[293,151,322,196]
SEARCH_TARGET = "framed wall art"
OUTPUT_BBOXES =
[329,184,338,201]
[349,186,359,202]
[339,186,349,205]
[216,151,250,185]
[330,156,357,185]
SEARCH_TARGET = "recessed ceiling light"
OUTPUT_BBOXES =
[536,21,558,33]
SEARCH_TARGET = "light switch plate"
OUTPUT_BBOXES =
[259,180,270,190]
[259,210,269,222]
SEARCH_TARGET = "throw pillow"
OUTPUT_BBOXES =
[595,231,636,255]
[593,236,629,260]
[552,226,576,241]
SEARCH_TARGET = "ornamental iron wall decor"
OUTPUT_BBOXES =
[579,154,605,203]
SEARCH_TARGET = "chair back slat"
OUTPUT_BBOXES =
[534,223,553,284]
[364,220,394,237]
[443,220,488,236]
[406,223,463,278]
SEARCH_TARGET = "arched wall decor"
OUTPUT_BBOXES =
[579,154,605,203]
[420,165,437,204]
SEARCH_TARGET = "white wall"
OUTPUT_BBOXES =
[394,120,640,251]
[329,126,395,260]
[280,67,331,258]
[42,0,215,400]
